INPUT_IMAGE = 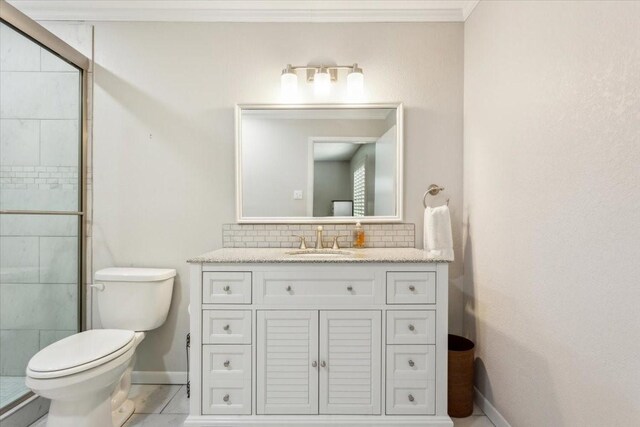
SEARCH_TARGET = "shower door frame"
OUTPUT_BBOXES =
[0,0,90,415]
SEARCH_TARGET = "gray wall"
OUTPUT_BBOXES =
[464,1,640,425]
[86,22,463,375]
[312,161,351,217]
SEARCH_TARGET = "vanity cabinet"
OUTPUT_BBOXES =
[257,310,318,414]
[187,251,452,426]
[256,310,381,415]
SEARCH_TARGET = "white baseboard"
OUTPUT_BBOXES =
[474,387,511,427]
[132,370,187,385]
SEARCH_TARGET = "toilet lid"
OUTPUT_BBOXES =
[28,329,135,378]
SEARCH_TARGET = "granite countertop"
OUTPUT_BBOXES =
[187,248,451,264]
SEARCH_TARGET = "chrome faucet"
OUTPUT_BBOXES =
[315,226,324,249]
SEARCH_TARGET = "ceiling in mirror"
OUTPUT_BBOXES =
[236,104,403,223]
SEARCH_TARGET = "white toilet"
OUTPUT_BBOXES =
[25,267,176,427]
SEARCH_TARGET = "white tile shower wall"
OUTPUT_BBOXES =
[0,22,80,376]
[222,223,415,248]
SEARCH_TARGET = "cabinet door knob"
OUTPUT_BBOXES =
[223,360,230,368]
[408,394,415,402]
[286,285,292,292]
[408,324,415,331]
[408,359,415,367]
[408,285,415,292]
[347,285,353,292]
[222,285,230,292]
[320,361,327,368]
[223,394,230,402]
[312,361,318,368]
[223,324,230,331]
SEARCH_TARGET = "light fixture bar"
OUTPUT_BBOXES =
[306,68,338,83]
[280,63,364,96]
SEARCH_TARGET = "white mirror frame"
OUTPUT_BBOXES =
[235,103,404,224]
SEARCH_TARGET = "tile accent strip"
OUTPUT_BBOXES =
[0,165,79,190]
[222,223,415,249]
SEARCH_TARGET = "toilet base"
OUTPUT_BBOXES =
[111,332,144,426]
[46,389,113,427]
[112,399,135,426]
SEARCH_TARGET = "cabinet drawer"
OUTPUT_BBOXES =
[385,379,435,415]
[386,310,436,344]
[202,345,251,415]
[202,378,251,415]
[386,344,436,415]
[259,272,377,305]
[386,345,435,381]
[203,345,251,380]
[202,310,251,344]
[203,272,251,304]
[386,272,436,304]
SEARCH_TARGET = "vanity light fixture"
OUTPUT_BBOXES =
[313,66,331,96]
[347,64,364,97]
[280,64,298,97]
[280,63,365,96]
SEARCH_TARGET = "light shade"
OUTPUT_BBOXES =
[347,64,364,97]
[314,68,331,96]
[281,65,298,97]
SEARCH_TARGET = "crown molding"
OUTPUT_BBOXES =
[6,1,481,23]
[462,0,480,20]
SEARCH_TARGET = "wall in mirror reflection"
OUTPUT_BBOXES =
[241,108,397,219]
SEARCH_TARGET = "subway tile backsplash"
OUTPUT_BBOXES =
[222,223,415,248]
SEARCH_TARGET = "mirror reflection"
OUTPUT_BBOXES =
[238,106,401,221]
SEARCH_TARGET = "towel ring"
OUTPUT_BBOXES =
[423,184,449,208]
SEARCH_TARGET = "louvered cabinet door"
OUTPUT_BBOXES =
[256,310,319,415]
[319,310,382,414]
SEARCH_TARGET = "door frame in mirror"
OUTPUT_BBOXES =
[235,103,403,223]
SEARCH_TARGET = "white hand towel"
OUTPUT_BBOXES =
[424,205,454,261]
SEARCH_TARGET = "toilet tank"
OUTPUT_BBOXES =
[94,268,176,331]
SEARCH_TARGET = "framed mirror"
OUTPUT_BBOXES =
[236,103,403,223]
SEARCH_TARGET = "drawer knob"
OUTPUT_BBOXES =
[222,285,230,293]
[312,361,318,368]
[223,324,230,331]
[409,285,416,292]
[286,285,292,292]
[320,361,327,368]
[223,394,230,402]
[408,394,415,402]
[223,360,230,368]
[408,359,415,367]
[408,324,415,331]
[347,285,353,292]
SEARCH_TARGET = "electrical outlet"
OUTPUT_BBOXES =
[293,190,303,200]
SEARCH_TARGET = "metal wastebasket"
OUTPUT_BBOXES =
[448,334,475,417]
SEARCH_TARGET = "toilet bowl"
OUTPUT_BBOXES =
[25,267,176,427]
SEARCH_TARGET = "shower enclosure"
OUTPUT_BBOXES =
[0,2,89,416]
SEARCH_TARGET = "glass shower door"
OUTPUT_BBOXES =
[0,21,83,412]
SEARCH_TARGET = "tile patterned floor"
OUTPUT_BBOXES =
[31,384,494,426]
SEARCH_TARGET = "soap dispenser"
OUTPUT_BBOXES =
[353,222,365,248]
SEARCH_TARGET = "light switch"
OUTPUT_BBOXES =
[293,190,303,200]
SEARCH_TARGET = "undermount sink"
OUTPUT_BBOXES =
[285,249,354,257]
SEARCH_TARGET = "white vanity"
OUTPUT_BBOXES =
[186,248,452,426]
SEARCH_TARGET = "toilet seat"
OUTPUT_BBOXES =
[27,329,136,379]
